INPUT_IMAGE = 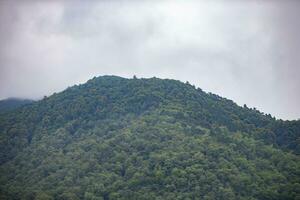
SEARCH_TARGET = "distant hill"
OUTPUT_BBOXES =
[0,76,299,200]
[0,98,34,113]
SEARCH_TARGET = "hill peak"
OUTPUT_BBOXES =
[0,75,299,199]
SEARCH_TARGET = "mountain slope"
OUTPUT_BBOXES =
[0,76,299,200]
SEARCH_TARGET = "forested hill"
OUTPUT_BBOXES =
[0,76,299,199]
[0,98,34,113]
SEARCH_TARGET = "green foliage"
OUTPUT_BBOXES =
[0,76,299,199]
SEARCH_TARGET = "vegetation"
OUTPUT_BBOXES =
[0,76,299,199]
[0,98,34,113]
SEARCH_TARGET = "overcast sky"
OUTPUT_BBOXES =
[0,1,299,120]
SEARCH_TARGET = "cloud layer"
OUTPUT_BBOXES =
[0,1,299,120]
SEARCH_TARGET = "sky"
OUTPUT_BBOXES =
[0,0,299,120]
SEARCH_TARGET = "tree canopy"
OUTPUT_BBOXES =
[0,76,299,199]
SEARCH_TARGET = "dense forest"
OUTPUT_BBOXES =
[0,76,299,200]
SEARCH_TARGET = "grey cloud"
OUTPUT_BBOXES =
[0,0,299,120]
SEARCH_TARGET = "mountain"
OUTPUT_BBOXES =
[0,98,34,113]
[0,76,299,200]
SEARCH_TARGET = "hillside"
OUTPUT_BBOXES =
[0,98,34,113]
[0,76,299,200]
